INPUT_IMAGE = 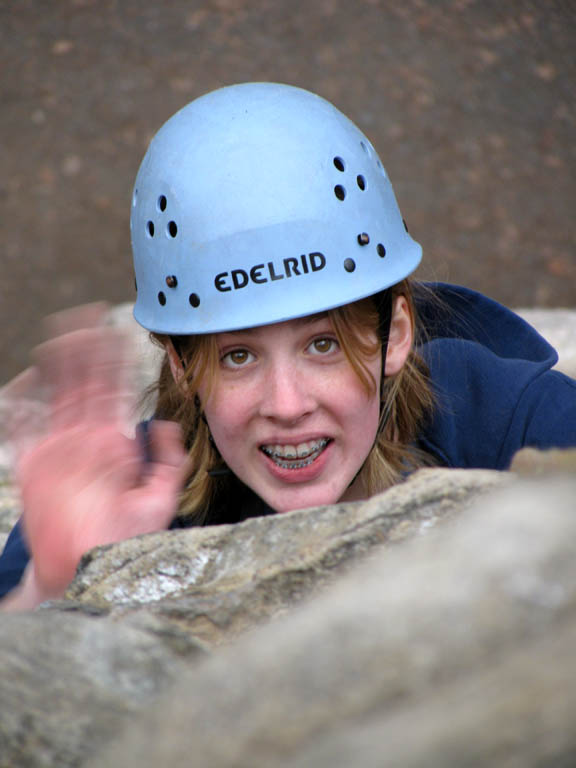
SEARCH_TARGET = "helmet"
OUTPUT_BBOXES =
[130,83,421,334]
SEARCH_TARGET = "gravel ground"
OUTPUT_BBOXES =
[1,0,575,383]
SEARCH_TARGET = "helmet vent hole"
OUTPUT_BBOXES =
[360,141,369,155]
[146,221,155,237]
[357,175,366,191]
[132,189,138,208]
[403,218,409,233]
[333,156,345,172]
[344,258,356,273]
[167,221,178,238]
[158,195,167,212]
[158,291,166,306]
[334,185,346,201]
[189,293,200,308]
[377,243,386,258]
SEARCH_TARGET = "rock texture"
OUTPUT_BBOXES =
[88,475,576,768]
[62,468,508,647]
[0,612,206,768]
[518,308,576,378]
[0,469,18,553]
[1,464,575,767]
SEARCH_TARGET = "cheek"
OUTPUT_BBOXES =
[336,368,380,429]
[201,382,253,448]
[346,364,381,451]
[355,393,381,447]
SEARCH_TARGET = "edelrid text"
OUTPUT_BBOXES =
[215,252,326,292]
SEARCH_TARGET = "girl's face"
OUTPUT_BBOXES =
[199,313,382,513]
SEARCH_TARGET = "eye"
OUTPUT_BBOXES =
[308,337,338,356]
[221,348,255,368]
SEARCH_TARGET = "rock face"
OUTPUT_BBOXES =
[1,465,576,767]
[88,475,576,768]
[0,612,206,768]
[518,308,576,378]
[63,469,508,647]
[0,470,19,553]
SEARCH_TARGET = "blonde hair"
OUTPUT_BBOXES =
[149,279,434,524]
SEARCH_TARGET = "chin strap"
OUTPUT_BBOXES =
[374,290,393,435]
[375,290,392,384]
[170,335,186,369]
[346,289,395,491]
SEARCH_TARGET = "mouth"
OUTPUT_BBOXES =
[260,438,331,470]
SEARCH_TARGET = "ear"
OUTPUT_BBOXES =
[385,295,413,376]
[165,338,188,388]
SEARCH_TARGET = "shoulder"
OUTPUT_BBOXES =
[415,284,576,469]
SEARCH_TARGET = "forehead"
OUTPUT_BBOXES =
[217,312,330,340]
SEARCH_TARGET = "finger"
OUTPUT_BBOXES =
[77,327,135,427]
[44,302,109,340]
[35,327,135,430]
[143,421,190,501]
[147,420,188,468]
[40,302,111,421]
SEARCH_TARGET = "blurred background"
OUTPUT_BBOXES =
[1,0,575,384]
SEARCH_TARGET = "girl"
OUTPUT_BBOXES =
[2,83,575,610]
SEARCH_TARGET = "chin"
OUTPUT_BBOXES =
[264,485,347,515]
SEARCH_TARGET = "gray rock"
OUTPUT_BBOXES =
[511,446,576,478]
[0,612,206,768]
[517,308,576,379]
[0,480,20,552]
[89,477,576,768]
[280,621,576,768]
[0,468,509,768]
[64,468,508,647]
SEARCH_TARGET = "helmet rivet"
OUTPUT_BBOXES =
[377,243,386,258]
[357,233,370,246]
[166,275,178,288]
[344,258,356,273]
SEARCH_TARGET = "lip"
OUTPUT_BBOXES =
[258,433,332,447]
[259,438,333,484]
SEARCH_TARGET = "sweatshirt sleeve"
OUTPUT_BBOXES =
[0,519,30,599]
[418,338,576,471]
[503,368,576,459]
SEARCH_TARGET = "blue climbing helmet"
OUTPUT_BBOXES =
[130,82,422,334]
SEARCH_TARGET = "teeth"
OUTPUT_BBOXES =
[262,438,328,460]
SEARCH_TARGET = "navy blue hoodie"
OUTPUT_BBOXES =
[1,284,575,598]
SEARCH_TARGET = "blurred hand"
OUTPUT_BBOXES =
[2,304,188,598]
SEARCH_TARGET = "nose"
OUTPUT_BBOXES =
[258,360,316,424]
